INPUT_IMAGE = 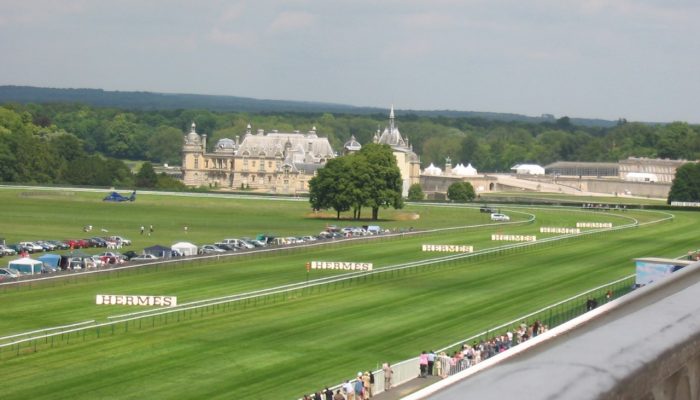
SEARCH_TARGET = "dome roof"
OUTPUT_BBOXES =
[423,163,442,176]
[184,122,201,145]
[344,135,362,152]
[214,138,236,153]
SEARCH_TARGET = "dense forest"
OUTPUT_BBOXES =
[0,86,618,127]
[0,99,699,188]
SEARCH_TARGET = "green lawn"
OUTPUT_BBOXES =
[0,188,695,399]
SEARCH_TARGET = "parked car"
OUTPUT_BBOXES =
[214,243,237,251]
[19,242,45,252]
[65,239,89,249]
[130,254,159,261]
[90,237,108,247]
[97,252,125,264]
[248,239,267,247]
[8,243,32,254]
[219,238,253,249]
[0,268,20,281]
[108,236,132,246]
[199,245,227,255]
[0,245,17,256]
[121,250,139,260]
[490,213,511,222]
[480,206,496,213]
[47,240,70,250]
[35,240,57,251]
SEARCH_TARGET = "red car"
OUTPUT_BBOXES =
[64,239,89,249]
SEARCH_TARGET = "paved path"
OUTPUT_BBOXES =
[371,376,442,400]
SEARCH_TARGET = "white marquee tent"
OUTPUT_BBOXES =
[8,257,43,275]
[171,242,198,256]
[511,164,545,175]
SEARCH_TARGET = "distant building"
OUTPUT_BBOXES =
[373,106,421,196]
[618,157,690,183]
[343,106,421,197]
[181,122,335,194]
[420,157,498,199]
[544,161,619,177]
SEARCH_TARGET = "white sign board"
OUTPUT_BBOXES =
[310,261,373,271]
[540,227,581,234]
[96,295,177,307]
[576,222,612,228]
[422,245,473,253]
[491,234,537,242]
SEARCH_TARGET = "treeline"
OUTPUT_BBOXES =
[0,106,183,189]
[1,102,699,183]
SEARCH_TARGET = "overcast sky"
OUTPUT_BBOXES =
[1,0,698,123]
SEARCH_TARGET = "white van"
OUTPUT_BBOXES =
[219,238,254,249]
[490,213,510,222]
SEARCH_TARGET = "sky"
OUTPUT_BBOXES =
[1,0,699,123]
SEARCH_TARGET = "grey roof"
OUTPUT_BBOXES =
[214,138,237,153]
[237,132,334,164]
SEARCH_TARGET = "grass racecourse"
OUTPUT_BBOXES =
[0,187,697,399]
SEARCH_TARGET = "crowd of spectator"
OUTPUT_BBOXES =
[302,370,376,400]
[301,320,552,399]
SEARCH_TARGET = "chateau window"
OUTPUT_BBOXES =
[252,161,256,167]
[205,160,209,168]
[268,161,272,168]
[251,175,256,182]
[194,157,199,169]
[268,176,272,183]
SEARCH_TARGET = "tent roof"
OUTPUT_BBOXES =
[144,245,171,252]
[9,257,43,266]
[172,242,197,248]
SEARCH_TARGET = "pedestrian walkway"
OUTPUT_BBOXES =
[372,375,441,400]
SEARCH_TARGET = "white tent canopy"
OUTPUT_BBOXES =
[9,257,43,275]
[172,242,198,256]
[422,163,442,176]
[453,163,478,176]
[511,164,545,175]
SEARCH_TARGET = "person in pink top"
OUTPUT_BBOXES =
[419,351,429,378]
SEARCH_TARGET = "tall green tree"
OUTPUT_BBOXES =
[135,162,158,188]
[357,143,403,220]
[447,181,476,202]
[407,183,425,201]
[309,157,353,219]
[667,163,700,204]
[146,125,183,164]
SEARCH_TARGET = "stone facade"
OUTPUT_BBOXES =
[181,122,334,194]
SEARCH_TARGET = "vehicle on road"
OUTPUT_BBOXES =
[490,213,511,222]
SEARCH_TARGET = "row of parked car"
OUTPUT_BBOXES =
[0,236,132,257]
[198,226,386,255]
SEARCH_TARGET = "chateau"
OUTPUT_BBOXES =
[182,107,421,196]
[181,123,334,194]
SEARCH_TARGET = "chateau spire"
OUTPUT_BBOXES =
[389,105,395,133]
